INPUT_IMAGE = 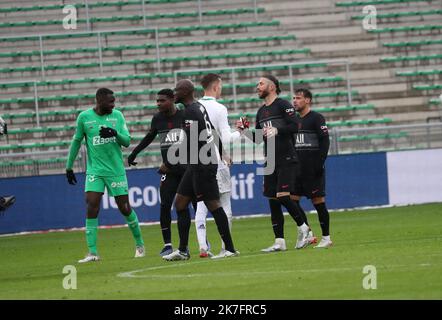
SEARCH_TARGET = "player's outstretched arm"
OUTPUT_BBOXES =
[128,126,158,166]
[66,114,85,181]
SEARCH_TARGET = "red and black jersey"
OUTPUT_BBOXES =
[295,110,330,171]
[253,97,299,166]
[132,109,185,171]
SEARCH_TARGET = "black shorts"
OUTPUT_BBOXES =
[159,171,184,207]
[263,163,298,198]
[176,164,220,202]
[292,169,326,199]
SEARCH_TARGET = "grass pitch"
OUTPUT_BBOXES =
[0,203,441,300]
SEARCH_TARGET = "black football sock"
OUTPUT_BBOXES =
[211,207,235,253]
[269,199,284,238]
[314,203,330,236]
[295,200,309,227]
[278,196,305,227]
[160,204,172,245]
[176,208,191,252]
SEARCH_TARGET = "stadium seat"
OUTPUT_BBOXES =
[0,8,266,29]
[336,0,430,7]
[351,9,442,20]
[383,39,442,48]
[380,54,442,63]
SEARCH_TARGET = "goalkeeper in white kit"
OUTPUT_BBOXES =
[195,73,242,258]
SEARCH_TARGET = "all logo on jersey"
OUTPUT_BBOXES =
[296,133,305,145]
[165,130,181,143]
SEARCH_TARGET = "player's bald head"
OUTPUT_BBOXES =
[174,79,195,104]
[176,79,194,91]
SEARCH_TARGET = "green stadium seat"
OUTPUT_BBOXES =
[368,25,442,34]
[336,0,429,7]
[328,118,392,127]
[412,84,442,90]
[0,20,280,43]
[338,132,408,142]
[383,39,442,48]
[381,54,442,63]
[0,8,266,29]
[396,69,442,77]
[0,47,308,75]
[429,98,441,105]
[352,9,442,20]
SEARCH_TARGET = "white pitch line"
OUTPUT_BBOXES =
[117,255,438,279]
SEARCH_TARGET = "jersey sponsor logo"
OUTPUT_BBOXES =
[93,136,116,146]
[285,107,295,115]
[296,133,305,145]
[164,130,182,143]
[263,120,273,128]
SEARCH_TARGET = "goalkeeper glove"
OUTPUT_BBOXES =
[66,169,77,185]
[99,126,117,138]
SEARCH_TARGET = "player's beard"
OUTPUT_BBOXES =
[258,90,269,99]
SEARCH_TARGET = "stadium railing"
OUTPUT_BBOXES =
[0,35,294,60]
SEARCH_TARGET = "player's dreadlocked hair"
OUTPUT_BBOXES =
[157,88,174,99]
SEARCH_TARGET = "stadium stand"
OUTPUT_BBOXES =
[1,0,441,177]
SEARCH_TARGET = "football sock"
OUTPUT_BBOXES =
[177,208,191,252]
[195,211,208,250]
[211,207,235,253]
[314,203,330,236]
[269,199,284,239]
[125,210,144,247]
[278,196,305,227]
[160,204,172,245]
[295,200,309,226]
[85,218,98,255]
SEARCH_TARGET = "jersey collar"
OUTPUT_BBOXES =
[200,96,216,101]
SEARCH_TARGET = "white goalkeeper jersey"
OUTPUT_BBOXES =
[198,96,241,193]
